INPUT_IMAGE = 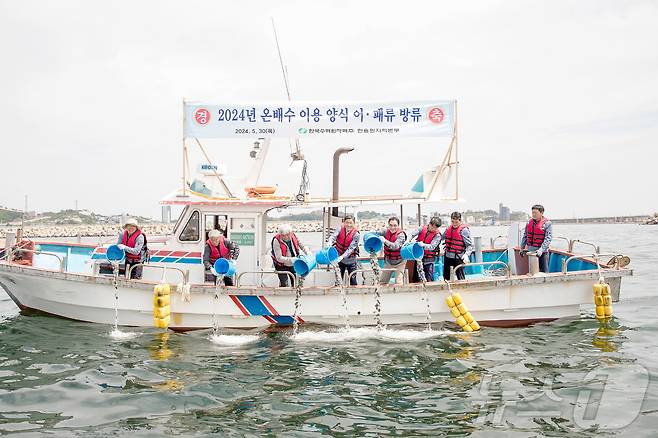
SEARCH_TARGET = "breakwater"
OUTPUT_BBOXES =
[0,220,395,240]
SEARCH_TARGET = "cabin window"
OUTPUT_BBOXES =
[204,214,228,241]
[179,211,200,242]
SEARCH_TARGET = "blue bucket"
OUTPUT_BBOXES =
[106,244,125,262]
[293,255,317,277]
[401,243,423,260]
[214,258,236,276]
[363,232,383,253]
[315,247,338,264]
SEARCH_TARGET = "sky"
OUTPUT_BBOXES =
[1,0,657,220]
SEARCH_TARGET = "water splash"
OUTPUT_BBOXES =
[209,333,260,346]
[291,326,453,343]
[108,329,140,340]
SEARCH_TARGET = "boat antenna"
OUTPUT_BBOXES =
[271,17,309,202]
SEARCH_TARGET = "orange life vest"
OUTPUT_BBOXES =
[121,230,144,262]
[383,229,405,262]
[271,233,300,267]
[334,226,358,257]
[444,224,468,255]
[418,226,439,260]
[207,237,230,265]
[526,217,548,247]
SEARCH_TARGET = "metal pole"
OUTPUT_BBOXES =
[417,204,421,226]
[331,147,354,217]
[182,99,187,196]
[22,195,27,229]
[454,100,459,200]
[400,204,404,230]
[474,236,483,264]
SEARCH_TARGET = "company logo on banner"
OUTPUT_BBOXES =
[183,100,455,138]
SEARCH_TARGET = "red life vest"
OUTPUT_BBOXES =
[444,224,468,255]
[383,229,405,262]
[121,229,144,261]
[271,233,300,267]
[207,238,230,264]
[526,217,548,247]
[334,226,358,257]
[418,226,439,260]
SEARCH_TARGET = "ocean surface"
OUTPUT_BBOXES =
[1,223,657,437]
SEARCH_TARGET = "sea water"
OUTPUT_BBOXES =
[0,224,657,436]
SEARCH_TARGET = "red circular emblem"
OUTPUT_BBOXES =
[194,108,211,125]
[427,107,445,124]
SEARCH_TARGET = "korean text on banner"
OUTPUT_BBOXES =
[184,100,455,139]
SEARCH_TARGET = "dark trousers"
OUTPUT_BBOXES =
[443,256,465,280]
[412,260,434,282]
[125,260,143,280]
[538,252,550,273]
[205,270,234,286]
[276,266,296,287]
[339,261,358,286]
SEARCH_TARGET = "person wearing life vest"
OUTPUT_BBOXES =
[203,229,240,285]
[9,228,35,266]
[408,216,442,282]
[116,218,148,280]
[520,204,553,273]
[327,215,360,286]
[271,224,310,287]
[370,217,407,285]
[441,212,473,280]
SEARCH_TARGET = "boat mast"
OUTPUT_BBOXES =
[272,18,309,202]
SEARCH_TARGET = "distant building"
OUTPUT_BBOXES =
[499,203,511,221]
[161,206,172,223]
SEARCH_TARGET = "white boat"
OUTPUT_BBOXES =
[0,100,633,331]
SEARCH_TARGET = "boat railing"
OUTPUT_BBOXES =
[569,239,601,254]
[346,268,408,287]
[126,263,190,284]
[6,248,66,272]
[490,235,507,249]
[561,253,624,274]
[550,236,570,250]
[451,261,510,281]
[236,270,297,288]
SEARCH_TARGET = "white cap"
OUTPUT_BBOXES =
[208,229,223,238]
[123,217,139,229]
[278,224,292,235]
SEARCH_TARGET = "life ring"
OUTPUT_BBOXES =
[245,186,277,197]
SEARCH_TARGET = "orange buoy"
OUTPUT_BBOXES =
[245,186,277,197]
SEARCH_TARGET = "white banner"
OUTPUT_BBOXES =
[184,100,455,138]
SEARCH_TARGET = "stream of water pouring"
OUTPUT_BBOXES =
[292,276,303,336]
[112,263,120,331]
[415,261,432,331]
[212,279,222,337]
[332,263,350,329]
[369,254,384,331]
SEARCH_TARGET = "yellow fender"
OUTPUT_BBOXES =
[445,292,480,332]
[592,281,613,321]
[153,283,171,329]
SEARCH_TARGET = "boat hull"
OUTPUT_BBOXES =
[0,262,631,331]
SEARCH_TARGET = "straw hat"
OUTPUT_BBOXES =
[208,229,223,238]
[123,217,139,229]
